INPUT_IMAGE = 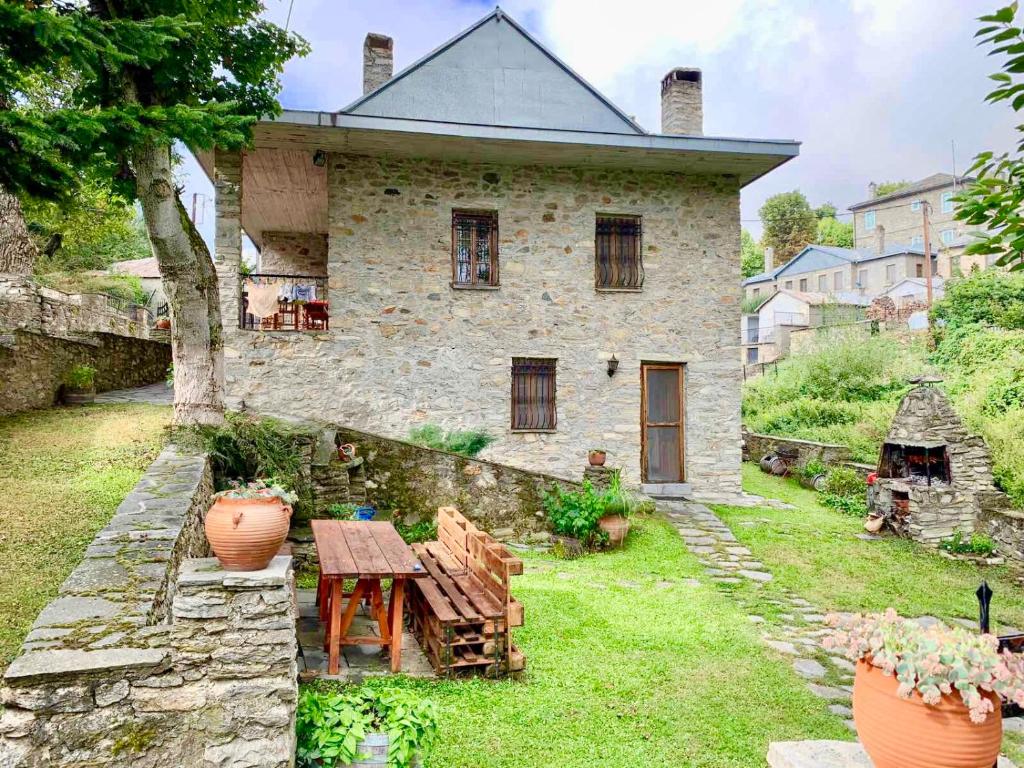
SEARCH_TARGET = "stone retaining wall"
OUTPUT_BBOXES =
[742,430,853,467]
[0,447,298,767]
[334,423,578,539]
[982,507,1024,563]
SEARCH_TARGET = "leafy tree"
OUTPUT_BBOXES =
[873,180,911,197]
[740,229,766,277]
[814,202,838,220]
[956,4,1024,272]
[760,191,817,265]
[816,216,854,248]
[0,1,308,425]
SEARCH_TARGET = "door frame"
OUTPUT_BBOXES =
[640,362,686,483]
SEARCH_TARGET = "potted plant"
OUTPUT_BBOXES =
[588,448,607,467]
[204,479,297,571]
[296,685,437,768]
[63,364,97,405]
[824,609,1024,768]
[597,471,632,547]
[542,480,607,555]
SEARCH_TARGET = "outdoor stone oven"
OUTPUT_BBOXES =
[869,381,1007,546]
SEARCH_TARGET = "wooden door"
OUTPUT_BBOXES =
[641,363,685,483]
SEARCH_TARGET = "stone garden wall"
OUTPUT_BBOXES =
[0,446,299,767]
[742,430,853,467]
[0,275,170,415]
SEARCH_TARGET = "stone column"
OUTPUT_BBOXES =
[213,149,243,331]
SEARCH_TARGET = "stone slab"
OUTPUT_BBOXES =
[768,740,1017,768]
[178,556,292,590]
[4,648,169,683]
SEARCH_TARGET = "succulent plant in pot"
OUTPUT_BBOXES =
[823,609,1024,768]
[588,448,607,467]
[205,479,297,571]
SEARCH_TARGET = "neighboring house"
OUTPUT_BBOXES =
[108,256,167,312]
[197,9,798,497]
[743,244,937,301]
[881,276,946,305]
[742,289,869,365]
[848,173,977,276]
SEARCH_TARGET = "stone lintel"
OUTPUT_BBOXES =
[4,648,169,684]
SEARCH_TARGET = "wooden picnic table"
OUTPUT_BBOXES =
[311,520,425,675]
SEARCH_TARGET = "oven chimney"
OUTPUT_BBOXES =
[660,68,703,136]
[876,224,886,255]
[764,246,774,274]
[363,33,393,95]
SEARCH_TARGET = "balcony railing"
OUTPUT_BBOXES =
[239,273,329,331]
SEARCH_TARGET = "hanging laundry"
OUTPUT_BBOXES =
[247,280,281,319]
[292,283,316,302]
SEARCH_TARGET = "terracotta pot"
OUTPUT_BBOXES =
[598,514,630,547]
[155,318,171,330]
[204,495,292,571]
[853,660,1002,768]
[588,450,607,467]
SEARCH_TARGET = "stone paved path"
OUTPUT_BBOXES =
[660,499,857,732]
[93,382,173,405]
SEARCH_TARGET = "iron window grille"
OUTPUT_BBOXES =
[452,211,499,287]
[511,358,556,430]
[595,215,643,289]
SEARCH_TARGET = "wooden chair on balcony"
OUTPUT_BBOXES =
[278,300,300,330]
[303,300,329,330]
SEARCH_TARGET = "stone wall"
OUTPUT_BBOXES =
[333,423,578,539]
[982,507,1024,563]
[0,330,171,416]
[742,430,852,467]
[219,152,744,497]
[0,447,298,767]
[260,232,328,276]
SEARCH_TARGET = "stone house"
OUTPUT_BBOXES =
[743,243,937,302]
[198,9,798,497]
[109,256,167,314]
[848,173,979,277]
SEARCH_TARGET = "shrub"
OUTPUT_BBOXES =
[939,531,996,557]
[542,480,608,546]
[63,363,96,390]
[823,466,864,498]
[756,399,860,433]
[932,269,1024,333]
[395,519,437,544]
[296,685,437,768]
[820,493,868,518]
[408,424,494,457]
[799,459,827,481]
[326,503,360,520]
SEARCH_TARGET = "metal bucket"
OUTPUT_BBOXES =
[351,734,421,768]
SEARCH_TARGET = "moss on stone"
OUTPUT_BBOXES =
[111,722,158,756]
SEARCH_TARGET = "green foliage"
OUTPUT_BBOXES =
[819,493,868,517]
[0,2,309,202]
[407,424,494,457]
[798,459,827,481]
[34,271,148,306]
[815,216,854,248]
[740,229,766,278]
[296,684,438,768]
[326,503,360,521]
[759,191,817,264]
[213,478,297,505]
[741,294,765,315]
[542,480,609,545]
[63,364,96,390]
[395,519,438,545]
[822,466,864,498]
[755,399,861,434]
[931,269,1024,332]
[939,531,997,557]
[873,180,912,197]
[23,181,150,273]
[954,5,1024,271]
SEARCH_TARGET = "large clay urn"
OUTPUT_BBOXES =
[204,495,292,571]
[853,660,1002,768]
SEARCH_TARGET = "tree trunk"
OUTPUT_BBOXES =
[0,185,38,274]
[133,141,225,426]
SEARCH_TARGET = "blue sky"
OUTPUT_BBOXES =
[179,0,1017,253]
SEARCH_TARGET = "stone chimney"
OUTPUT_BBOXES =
[363,33,393,95]
[764,247,774,274]
[660,68,703,135]
[868,181,878,199]
[876,224,886,254]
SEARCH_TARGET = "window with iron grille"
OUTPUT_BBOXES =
[452,211,499,287]
[595,215,643,289]
[511,358,556,430]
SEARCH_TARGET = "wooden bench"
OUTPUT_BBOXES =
[408,507,525,676]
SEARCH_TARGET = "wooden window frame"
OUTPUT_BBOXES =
[510,358,557,432]
[595,214,644,290]
[451,210,499,289]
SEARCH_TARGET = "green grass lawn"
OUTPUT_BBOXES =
[314,518,849,768]
[710,465,1024,632]
[0,403,169,671]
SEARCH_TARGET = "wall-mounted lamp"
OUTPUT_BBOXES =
[607,355,619,377]
[312,149,327,167]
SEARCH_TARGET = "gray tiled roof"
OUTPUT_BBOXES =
[849,173,975,210]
